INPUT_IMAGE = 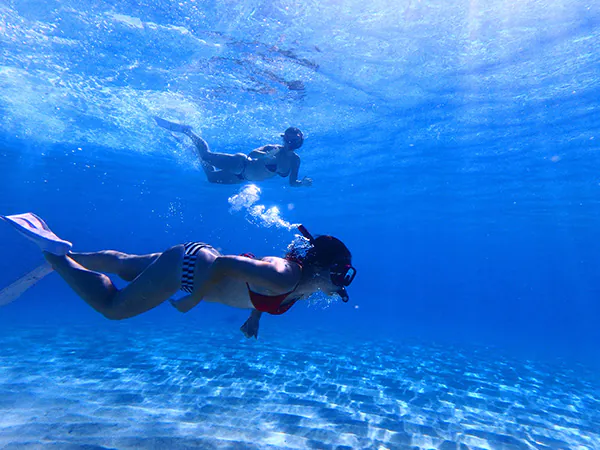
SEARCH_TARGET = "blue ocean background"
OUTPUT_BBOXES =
[1,0,600,448]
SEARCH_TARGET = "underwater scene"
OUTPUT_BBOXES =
[1,0,600,448]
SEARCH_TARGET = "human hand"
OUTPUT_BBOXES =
[240,316,260,339]
[169,298,183,312]
[169,299,186,313]
[301,177,313,187]
[170,297,197,313]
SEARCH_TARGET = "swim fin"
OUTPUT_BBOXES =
[1,213,72,256]
[0,262,53,306]
[154,116,192,133]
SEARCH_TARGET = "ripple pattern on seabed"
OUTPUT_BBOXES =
[0,325,598,449]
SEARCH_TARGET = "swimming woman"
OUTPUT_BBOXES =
[1,213,355,338]
[155,117,313,187]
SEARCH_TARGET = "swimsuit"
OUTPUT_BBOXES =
[180,242,215,293]
[241,252,299,315]
[267,164,290,177]
[237,161,288,180]
[245,150,291,180]
[247,283,298,315]
[180,244,299,315]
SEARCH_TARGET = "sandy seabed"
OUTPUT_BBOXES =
[0,324,598,450]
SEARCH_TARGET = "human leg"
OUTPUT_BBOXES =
[154,117,248,175]
[1,213,72,255]
[183,129,247,175]
[44,245,184,320]
[69,251,161,282]
[199,160,245,184]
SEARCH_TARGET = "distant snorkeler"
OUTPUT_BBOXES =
[0,213,356,339]
[154,117,313,187]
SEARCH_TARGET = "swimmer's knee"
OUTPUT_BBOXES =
[101,250,131,269]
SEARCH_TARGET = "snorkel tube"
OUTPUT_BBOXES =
[297,224,350,303]
[298,224,315,244]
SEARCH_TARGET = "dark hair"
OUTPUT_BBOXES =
[287,235,351,268]
[283,127,303,140]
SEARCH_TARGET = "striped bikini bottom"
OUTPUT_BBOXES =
[180,242,217,293]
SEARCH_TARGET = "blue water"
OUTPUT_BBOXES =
[2,0,600,447]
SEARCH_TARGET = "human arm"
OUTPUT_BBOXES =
[240,310,262,339]
[195,255,299,299]
[288,153,312,187]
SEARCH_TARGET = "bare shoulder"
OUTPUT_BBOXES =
[261,256,299,274]
[261,257,302,290]
[223,255,298,279]
[228,255,300,292]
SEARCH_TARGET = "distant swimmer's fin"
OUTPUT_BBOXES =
[154,116,192,133]
[0,262,53,307]
[1,213,72,256]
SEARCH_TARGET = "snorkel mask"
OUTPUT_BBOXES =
[330,262,357,288]
[298,224,356,303]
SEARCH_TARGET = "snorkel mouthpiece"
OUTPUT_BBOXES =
[338,287,349,303]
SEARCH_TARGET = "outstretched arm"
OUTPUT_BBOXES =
[288,154,312,187]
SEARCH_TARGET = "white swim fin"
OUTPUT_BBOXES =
[1,212,72,256]
[0,262,53,306]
